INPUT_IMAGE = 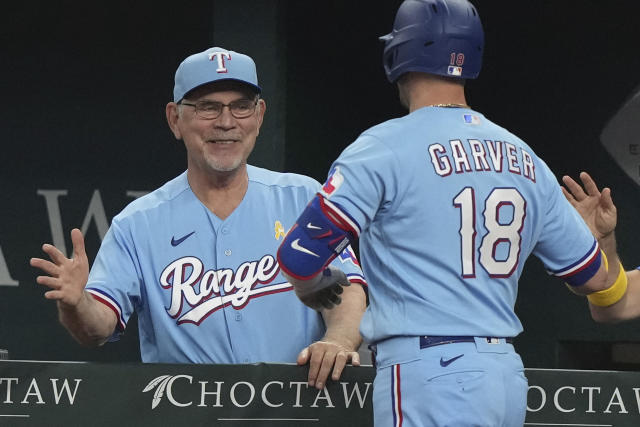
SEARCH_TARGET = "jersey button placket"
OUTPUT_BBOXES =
[217,220,244,362]
[222,228,230,256]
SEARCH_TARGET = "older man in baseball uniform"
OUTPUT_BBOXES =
[31,46,367,390]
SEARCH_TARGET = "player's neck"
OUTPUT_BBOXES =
[399,73,468,112]
[187,165,249,219]
[408,89,467,112]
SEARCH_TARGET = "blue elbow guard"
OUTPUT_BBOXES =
[278,195,357,280]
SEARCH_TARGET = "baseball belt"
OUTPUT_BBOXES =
[420,336,514,349]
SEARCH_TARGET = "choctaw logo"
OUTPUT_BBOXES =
[143,375,192,409]
[142,374,373,411]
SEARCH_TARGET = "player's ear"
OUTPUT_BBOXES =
[165,102,182,140]
[255,99,266,135]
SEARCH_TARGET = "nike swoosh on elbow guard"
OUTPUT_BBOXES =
[291,239,320,257]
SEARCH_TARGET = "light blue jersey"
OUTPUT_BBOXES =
[277,105,601,426]
[319,107,599,345]
[86,165,365,363]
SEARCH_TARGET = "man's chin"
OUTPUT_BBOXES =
[206,159,244,174]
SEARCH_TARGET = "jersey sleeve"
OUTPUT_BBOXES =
[319,134,399,235]
[329,243,367,287]
[300,175,367,287]
[85,219,141,339]
[532,162,601,286]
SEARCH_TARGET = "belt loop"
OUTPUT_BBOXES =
[368,344,377,369]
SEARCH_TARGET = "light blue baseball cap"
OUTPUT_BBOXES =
[173,47,261,102]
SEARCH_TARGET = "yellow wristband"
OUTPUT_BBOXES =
[587,261,627,307]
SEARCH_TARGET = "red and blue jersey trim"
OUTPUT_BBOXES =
[319,195,361,239]
[86,288,126,332]
[548,239,601,287]
[346,273,368,288]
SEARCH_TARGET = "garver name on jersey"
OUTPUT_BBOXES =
[159,255,290,325]
[428,138,536,182]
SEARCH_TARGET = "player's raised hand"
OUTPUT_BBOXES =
[30,228,90,307]
[561,171,617,240]
[298,339,361,390]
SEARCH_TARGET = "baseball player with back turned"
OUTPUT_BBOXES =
[278,0,622,425]
[30,46,367,390]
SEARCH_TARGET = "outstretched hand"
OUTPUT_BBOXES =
[561,172,617,239]
[30,228,90,307]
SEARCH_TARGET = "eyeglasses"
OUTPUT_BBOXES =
[179,98,259,119]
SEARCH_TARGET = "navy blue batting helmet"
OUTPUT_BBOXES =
[380,0,484,83]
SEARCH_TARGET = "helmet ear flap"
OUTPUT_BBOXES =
[383,44,398,76]
[381,0,484,83]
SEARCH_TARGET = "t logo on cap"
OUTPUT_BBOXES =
[173,47,262,103]
[208,51,231,73]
